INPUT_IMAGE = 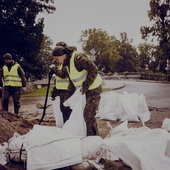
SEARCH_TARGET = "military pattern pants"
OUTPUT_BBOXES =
[84,85,102,136]
[3,86,21,115]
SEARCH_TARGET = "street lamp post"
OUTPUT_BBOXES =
[90,48,96,61]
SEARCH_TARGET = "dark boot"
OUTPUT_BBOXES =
[2,98,9,111]
[14,105,20,115]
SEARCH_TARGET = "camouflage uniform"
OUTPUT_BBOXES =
[0,60,26,114]
[58,52,102,136]
[51,59,75,123]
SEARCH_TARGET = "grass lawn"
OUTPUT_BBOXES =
[21,81,109,97]
[21,85,54,97]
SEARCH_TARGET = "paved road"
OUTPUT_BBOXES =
[106,80,170,110]
[8,80,170,115]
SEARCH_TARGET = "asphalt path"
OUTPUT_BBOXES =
[8,80,170,115]
[106,80,170,110]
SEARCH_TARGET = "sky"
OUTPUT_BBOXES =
[42,0,154,51]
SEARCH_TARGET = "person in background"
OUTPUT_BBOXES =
[52,43,103,136]
[0,53,26,115]
[51,42,76,123]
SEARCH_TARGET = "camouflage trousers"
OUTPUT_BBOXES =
[3,86,21,115]
[84,85,102,136]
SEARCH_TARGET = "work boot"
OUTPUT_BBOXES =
[14,106,20,115]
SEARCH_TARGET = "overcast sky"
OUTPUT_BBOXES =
[42,0,153,50]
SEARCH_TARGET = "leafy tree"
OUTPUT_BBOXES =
[137,43,156,71]
[115,32,139,73]
[79,28,120,73]
[140,0,170,73]
[0,0,55,79]
[31,35,53,79]
[80,29,140,73]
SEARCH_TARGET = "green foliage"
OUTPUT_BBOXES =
[0,0,55,79]
[116,33,139,73]
[140,0,170,73]
[79,29,139,73]
[137,42,157,71]
[80,28,120,73]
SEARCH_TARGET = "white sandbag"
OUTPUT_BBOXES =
[0,142,8,165]
[81,136,103,161]
[118,91,140,122]
[8,132,27,163]
[64,87,82,110]
[162,118,170,132]
[136,93,150,122]
[70,136,105,170]
[52,96,64,128]
[63,88,86,137]
[102,122,170,170]
[165,140,170,157]
[96,91,124,120]
[24,125,82,170]
[97,91,150,123]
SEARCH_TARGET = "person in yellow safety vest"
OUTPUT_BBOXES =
[0,53,26,115]
[51,59,75,123]
[52,43,103,136]
[51,41,77,123]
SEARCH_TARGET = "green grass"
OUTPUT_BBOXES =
[21,82,110,98]
[21,85,53,97]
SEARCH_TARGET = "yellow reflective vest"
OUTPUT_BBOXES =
[67,52,102,90]
[55,65,69,90]
[3,63,22,87]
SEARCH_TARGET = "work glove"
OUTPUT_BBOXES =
[81,82,88,95]
[49,64,57,77]
[22,87,26,92]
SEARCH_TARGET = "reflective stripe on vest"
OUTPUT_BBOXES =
[3,64,22,87]
[55,64,69,90]
[67,52,102,90]
[55,76,69,90]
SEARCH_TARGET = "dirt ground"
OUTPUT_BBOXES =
[0,107,170,170]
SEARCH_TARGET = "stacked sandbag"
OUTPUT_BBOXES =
[0,142,8,165]
[8,132,27,163]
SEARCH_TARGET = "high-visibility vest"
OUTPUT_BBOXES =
[55,65,69,90]
[3,63,22,87]
[67,52,102,90]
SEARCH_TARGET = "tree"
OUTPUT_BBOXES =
[0,0,55,78]
[35,35,53,79]
[79,28,120,73]
[115,32,139,73]
[140,0,170,73]
[137,43,156,71]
